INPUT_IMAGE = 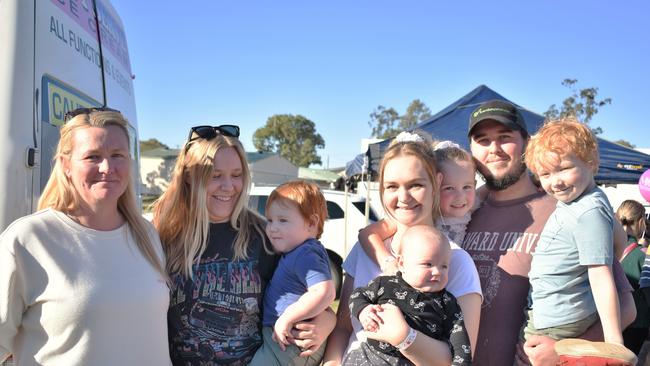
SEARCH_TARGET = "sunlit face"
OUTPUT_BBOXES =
[265,201,316,253]
[63,125,130,209]
[439,160,476,218]
[470,120,527,191]
[536,152,595,203]
[206,147,243,222]
[398,232,450,293]
[382,155,436,227]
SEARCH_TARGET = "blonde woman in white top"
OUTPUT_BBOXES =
[0,108,171,366]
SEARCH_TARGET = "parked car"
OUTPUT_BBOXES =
[248,186,379,297]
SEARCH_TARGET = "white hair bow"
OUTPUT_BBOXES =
[434,140,461,151]
[395,131,424,143]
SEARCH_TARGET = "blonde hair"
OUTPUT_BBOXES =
[432,141,476,173]
[38,110,167,281]
[525,117,599,175]
[266,180,328,239]
[616,199,646,240]
[153,134,268,278]
[379,130,441,223]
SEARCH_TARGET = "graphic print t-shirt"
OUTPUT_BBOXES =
[167,222,278,366]
[461,191,556,366]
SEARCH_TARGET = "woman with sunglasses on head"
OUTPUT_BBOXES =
[154,125,336,365]
[615,200,650,354]
[0,108,172,365]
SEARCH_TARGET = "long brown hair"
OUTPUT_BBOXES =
[153,134,268,279]
[38,110,167,280]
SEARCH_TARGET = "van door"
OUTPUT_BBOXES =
[35,0,106,202]
[35,0,140,209]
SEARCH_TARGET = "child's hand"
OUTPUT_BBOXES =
[359,304,384,332]
[272,315,294,350]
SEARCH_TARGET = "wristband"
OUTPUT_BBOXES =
[396,327,417,351]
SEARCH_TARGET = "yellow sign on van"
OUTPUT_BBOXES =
[41,75,100,126]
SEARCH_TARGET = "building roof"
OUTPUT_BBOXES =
[140,148,279,164]
[141,147,180,158]
[298,167,340,183]
[246,151,276,163]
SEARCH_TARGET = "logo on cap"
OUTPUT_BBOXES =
[473,107,514,118]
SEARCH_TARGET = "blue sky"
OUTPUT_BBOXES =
[111,0,650,168]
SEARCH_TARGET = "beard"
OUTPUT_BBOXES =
[478,161,528,191]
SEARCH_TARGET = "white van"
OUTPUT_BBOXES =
[0,0,140,231]
[249,185,379,297]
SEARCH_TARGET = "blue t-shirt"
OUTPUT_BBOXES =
[529,186,614,329]
[262,238,332,326]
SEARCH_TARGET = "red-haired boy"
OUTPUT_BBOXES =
[250,180,335,366]
[523,118,623,345]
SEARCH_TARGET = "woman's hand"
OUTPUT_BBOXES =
[370,303,453,366]
[291,307,336,357]
[363,303,409,346]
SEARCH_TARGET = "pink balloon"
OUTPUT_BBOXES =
[639,169,650,203]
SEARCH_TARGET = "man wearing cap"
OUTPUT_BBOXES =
[462,100,635,365]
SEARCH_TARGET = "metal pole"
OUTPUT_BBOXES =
[343,179,349,254]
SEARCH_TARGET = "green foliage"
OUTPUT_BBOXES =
[140,138,169,151]
[368,106,400,139]
[402,99,432,130]
[614,139,636,149]
[544,79,611,135]
[253,114,325,167]
[368,99,432,139]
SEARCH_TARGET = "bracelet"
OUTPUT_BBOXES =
[396,327,417,351]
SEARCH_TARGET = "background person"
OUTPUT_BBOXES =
[323,131,482,366]
[0,108,171,365]
[616,199,650,354]
[153,125,334,365]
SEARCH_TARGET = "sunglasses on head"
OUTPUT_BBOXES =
[64,106,120,122]
[186,125,240,142]
[184,125,241,153]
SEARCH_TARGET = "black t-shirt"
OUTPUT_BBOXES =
[167,222,278,366]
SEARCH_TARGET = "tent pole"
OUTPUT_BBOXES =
[343,178,349,254]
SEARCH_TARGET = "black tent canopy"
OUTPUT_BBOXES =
[367,85,650,184]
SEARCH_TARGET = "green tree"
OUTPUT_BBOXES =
[614,139,636,149]
[368,99,433,139]
[140,138,169,151]
[253,114,325,167]
[544,78,612,135]
[400,99,432,130]
[368,105,400,139]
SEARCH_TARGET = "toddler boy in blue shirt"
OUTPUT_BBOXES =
[250,180,336,366]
